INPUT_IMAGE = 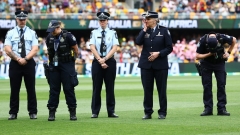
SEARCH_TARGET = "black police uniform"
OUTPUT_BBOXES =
[45,22,78,120]
[135,12,173,119]
[196,33,233,116]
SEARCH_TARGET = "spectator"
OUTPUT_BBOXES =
[0,0,6,12]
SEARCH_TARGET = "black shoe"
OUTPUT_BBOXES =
[158,115,166,119]
[29,114,37,119]
[217,110,230,116]
[91,114,98,118]
[108,113,118,118]
[200,110,213,116]
[48,108,56,121]
[70,115,77,120]
[69,107,77,121]
[8,114,17,120]
[142,114,152,120]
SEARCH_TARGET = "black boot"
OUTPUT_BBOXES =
[69,107,77,121]
[48,107,56,121]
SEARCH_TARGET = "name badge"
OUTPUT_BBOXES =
[18,42,22,53]
[144,33,150,38]
[53,54,58,66]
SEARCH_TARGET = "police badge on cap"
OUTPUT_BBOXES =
[142,11,158,18]
[97,12,110,20]
[15,10,28,20]
[46,20,61,32]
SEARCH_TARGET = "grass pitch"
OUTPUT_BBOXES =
[0,76,240,135]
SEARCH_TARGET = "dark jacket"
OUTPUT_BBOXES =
[135,25,173,70]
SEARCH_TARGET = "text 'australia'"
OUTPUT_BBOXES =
[89,20,132,29]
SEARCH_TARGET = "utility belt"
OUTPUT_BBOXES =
[50,55,75,63]
[203,58,225,64]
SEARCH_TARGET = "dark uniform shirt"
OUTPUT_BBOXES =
[45,30,77,62]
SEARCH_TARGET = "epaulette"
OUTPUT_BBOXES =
[158,25,166,29]
[92,28,98,32]
[110,28,115,31]
[29,27,36,32]
[62,30,70,38]
[7,27,14,32]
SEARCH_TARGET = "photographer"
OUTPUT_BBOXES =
[196,32,236,116]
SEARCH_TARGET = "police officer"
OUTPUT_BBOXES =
[89,12,119,118]
[45,20,79,121]
[135,11,173,120]
[196,32,236,116]
[4,10,38,120]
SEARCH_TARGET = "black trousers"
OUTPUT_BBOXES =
[47,61,77,108]
[91,58,116,115]
[9,59,37,114]
[141,68,168,116]
[201,61,227,112]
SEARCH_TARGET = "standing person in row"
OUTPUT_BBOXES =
[4,10,38,120]
[196,32,236,116]
[45,20,79,121]
[135,11,173,120]
[89,12,119,118]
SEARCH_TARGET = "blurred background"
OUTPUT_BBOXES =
[1,0,240,76]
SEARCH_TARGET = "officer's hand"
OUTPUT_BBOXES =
[148,52,160,61]
[18,58,27,66]
[142,19,147,32]
[101,63,108,69]
[223,52,230,59]
[98,58,105,64]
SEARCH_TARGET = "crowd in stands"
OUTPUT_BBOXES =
[0,0,130,18]
[156,0,240,19]
[1,0,240,19]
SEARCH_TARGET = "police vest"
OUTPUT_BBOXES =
[203,33,226,63]
[47,30,75,62]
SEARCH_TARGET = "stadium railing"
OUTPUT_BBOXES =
[1,12,240,19]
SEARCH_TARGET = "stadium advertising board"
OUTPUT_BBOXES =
[25,19,142,29]
[1,62,240,78]
[0,19,239,29]
[0,62,180,78]
[159,20,198,28]
[0,19,16,29]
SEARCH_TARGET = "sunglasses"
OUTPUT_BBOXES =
[19,19,26,21]
[100,20,107,22]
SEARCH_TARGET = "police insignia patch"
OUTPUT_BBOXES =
[197,42,200,47]
[35,33,38,39]
[167,30,171,35]
[115,32,118,39]
[60,37,64,42]
[226,35,230,39]
[72,35,76,41]
[90,32,92,39]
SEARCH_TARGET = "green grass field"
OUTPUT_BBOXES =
[0,76,240,135]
